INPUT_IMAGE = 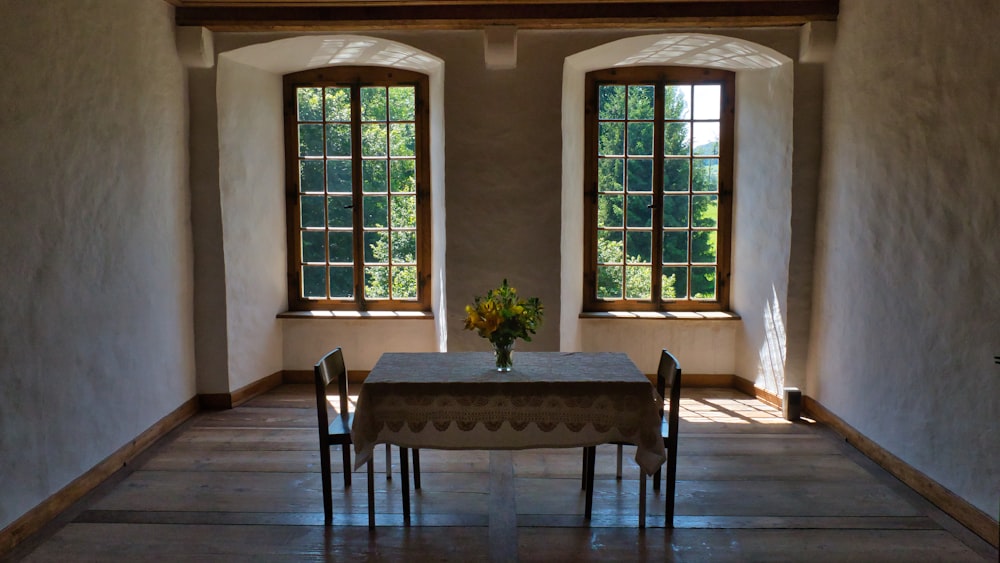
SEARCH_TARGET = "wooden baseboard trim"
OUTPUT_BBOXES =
[730,376,783,409]
[199,371,284,410]
[282,369,369,385]
[803,396,999,548]
[0,396,199,555]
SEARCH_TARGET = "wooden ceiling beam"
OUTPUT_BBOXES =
[174,1,839,31]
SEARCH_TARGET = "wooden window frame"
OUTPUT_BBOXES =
[284,66,431,312]
[583,66,735,312]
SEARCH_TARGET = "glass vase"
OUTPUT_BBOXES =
[491,338,515,372]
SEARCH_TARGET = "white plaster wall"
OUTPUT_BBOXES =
[579,319,738,375]
[283,320,438,371]
[216,59,286,391]
[0,0,193,530]
[732,67,794,394]
[200,29,813,375]
[808,0,1000,518]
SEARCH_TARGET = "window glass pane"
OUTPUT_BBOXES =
[598,158,624,193]
[692,122,720,155]
[626,195,652,228]
[597,265,623,299]
[691,266,717,299]
[363,195,388,228]
[597,230,623,264]
[390,123,415,157]
[598,122,625,156]
[391,231,416,263]
[663,122,690,156]
[597,195,623,228]
[325,123,351,157]
[598,85,626,120]
[388,87,415,121]
[390,160,416,193]
[299,160,324,193]
[361,87,387,122]
[300,195,325,228]
[297,87,323,121]
[364,230,389,263]
[664,85,691,120]
[627,122,653,156]
[328,231,353,263]
[302,265,326,298]
[362,160,387,193]
[692,195,718,228]
[626,159,652,193]
[663,195,690,228]
[627,85,655,120]
[691,230,717,263]
[692,158,719,191]
[299,124,324,157]
[364,266,390,298]
[326,160,351,193]
[392,266,418,299]
[662,266,687,299]
[624,266,651,299]
[329,266,354,298]
[361,123,387,157]
[324,87,351,121]
[693,84,721,120]
[301,231,326,263]
[326,196,352,228]
[663,159,690,192]
[662,231,688,263]
[391,195,416,229]
[625,231,652,263]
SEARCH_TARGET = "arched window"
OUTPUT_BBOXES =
[284,66,431,311]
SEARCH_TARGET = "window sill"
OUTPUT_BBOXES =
[278,310,434,320]
[579,311,741,320]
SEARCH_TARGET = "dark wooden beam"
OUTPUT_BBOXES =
[175,1,839,31]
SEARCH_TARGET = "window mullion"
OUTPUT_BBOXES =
[350,82,366,309]
[651,81,665,307]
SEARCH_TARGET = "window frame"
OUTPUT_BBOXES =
[283,66,431,312]
[583,66,735,313]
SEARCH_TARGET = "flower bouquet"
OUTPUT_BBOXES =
[463,279,543,371]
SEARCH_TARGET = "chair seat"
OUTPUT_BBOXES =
[327,412,354,439]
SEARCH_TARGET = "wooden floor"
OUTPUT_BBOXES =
[8,385,996,562]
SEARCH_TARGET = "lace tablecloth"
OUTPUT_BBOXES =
[351,352,666,475]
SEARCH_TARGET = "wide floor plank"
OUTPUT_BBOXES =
[9,385,995,562]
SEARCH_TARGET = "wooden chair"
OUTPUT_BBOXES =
[581,349,682,528]
[314,347,421,526]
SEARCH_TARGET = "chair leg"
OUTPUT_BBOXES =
[616,444,623,480]
[385,444,392,480]
[584,446,596,519]
[653,467,661,491]
[400,446,411,525]
[665,449,677,529]
[412,448,421,490]
[320,443,333,525]
[342,443,352,488]
[639,471,647,529]
[367,459,375,530]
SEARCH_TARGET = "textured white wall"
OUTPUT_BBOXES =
[217,59,286,391]
[732,67,794,393]
[0,0,193,530]
[809,0,1000,518]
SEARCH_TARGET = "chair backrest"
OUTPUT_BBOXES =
[655,349,682,445]
[314,348,351,432]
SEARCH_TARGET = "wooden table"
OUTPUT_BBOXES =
[350,351,666,525]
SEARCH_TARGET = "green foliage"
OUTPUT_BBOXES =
[595,81,721,302]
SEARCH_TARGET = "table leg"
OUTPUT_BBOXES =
[400,446,411,524]
[639,471,647,529]
[367,460,375,530]
[584,446,596,519]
